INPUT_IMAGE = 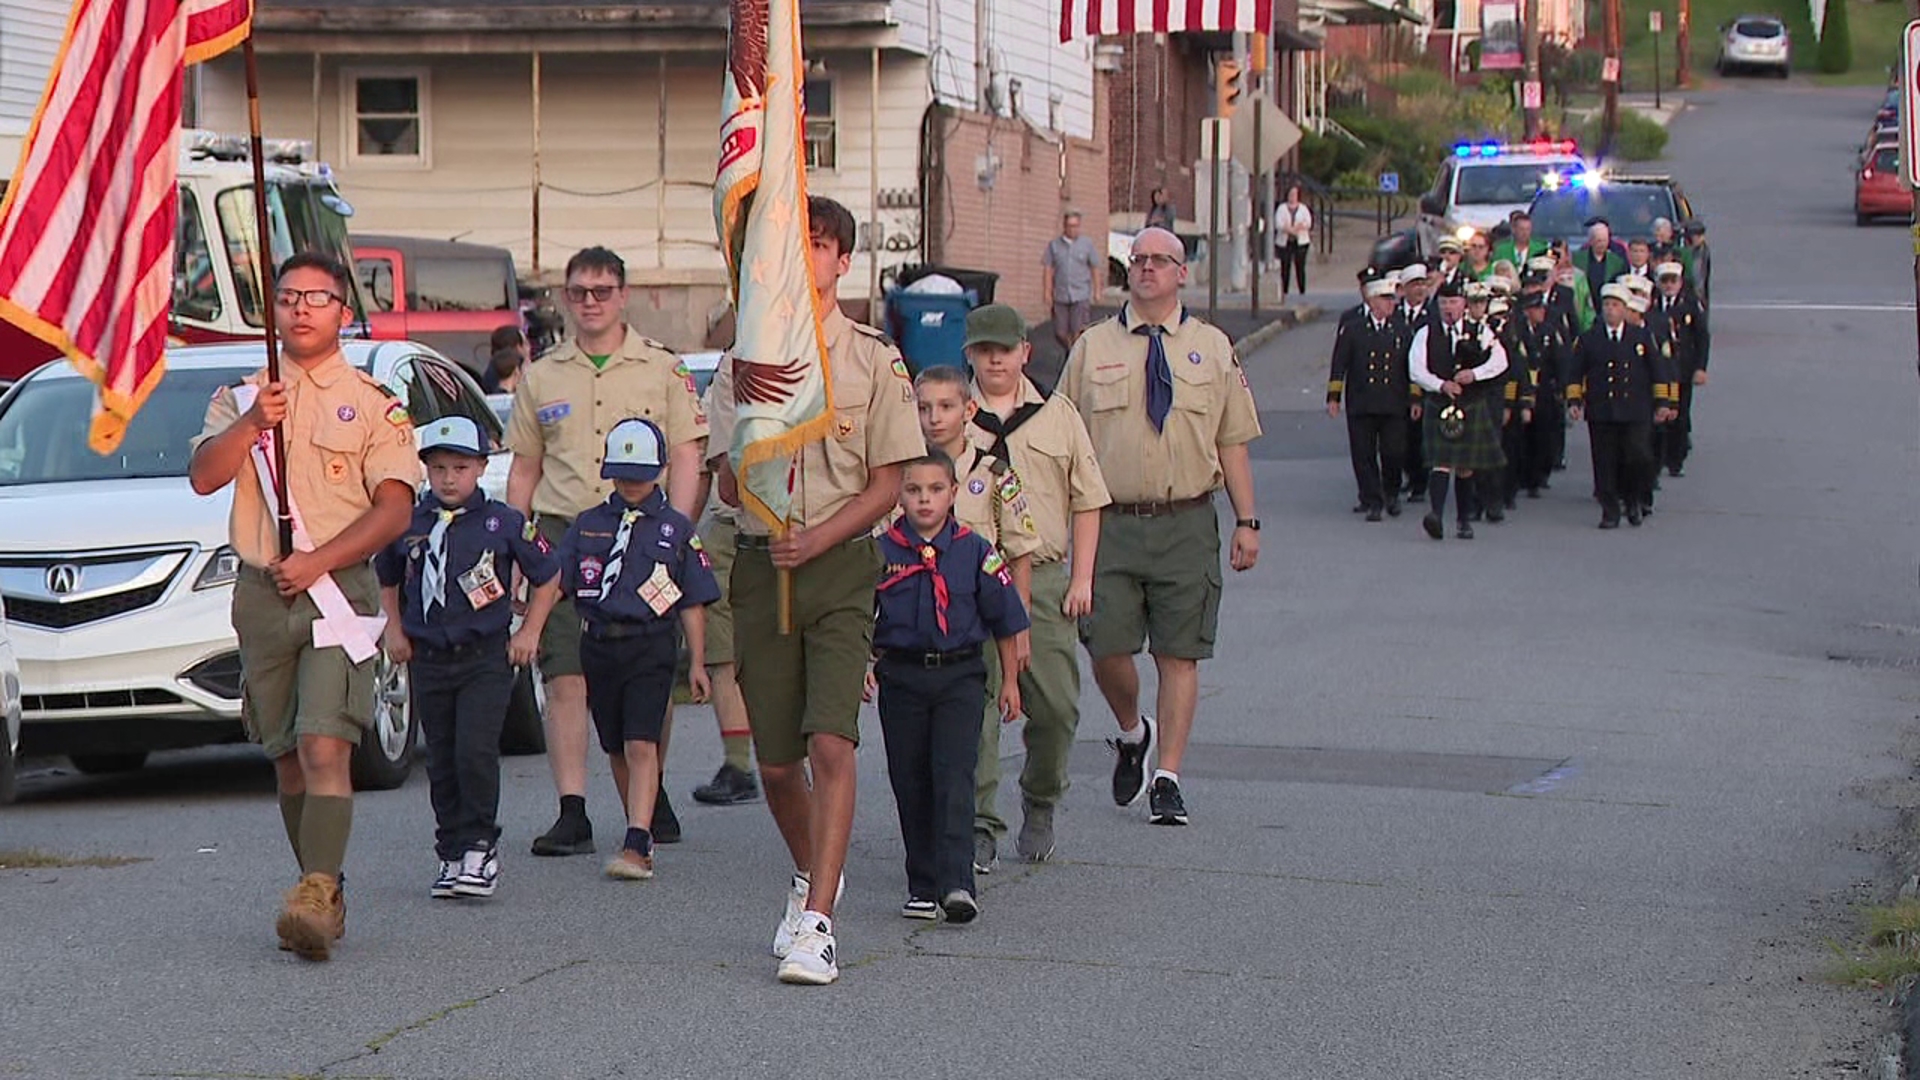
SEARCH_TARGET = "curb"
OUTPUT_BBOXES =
[1235,302,1324,353]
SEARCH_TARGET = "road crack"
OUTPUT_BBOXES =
[315,957,588,1076]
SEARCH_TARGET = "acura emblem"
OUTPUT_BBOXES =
[46,563,81,596]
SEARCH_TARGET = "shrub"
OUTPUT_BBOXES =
[1298,131,1364,185]
[1818,0,1853,73]
[1612,109,1670,161]
[1332,168,1379,192]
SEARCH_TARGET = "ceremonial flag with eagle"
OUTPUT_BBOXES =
[0,0,253,455]
[714,0,834,531]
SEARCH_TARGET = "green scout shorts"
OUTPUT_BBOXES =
[535,513,584,678]
[231,563,380,759]
[698,516,738,667]
[1082,502,1223,661]
[731,536,878,766]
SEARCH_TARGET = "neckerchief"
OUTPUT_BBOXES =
[880,524,951,634]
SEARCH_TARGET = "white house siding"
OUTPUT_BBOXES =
[0,0,67,140]
[894,0,1096,141]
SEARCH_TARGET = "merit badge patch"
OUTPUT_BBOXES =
[535,401,572,424]
[385,401,410,427]
[579,557,603,586]
[336,405,357,422]
[968,478,987,496]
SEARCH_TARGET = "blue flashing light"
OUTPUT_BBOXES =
[1454,145,1472,157]
[1575,170,1604,191]
[1479,144,1499,156]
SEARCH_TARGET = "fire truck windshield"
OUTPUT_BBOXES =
[214,179,364,328]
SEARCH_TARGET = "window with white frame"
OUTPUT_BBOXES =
[346,69,428,164]
[803,76,835,170]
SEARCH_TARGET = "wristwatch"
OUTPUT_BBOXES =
[1236,518,1261,531]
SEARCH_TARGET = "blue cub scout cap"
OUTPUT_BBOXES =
[602,417,667,482]
[418,415,489,461]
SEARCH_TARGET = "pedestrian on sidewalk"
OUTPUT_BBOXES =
[1274,186,1312,299]
[377,417,562,902]
[1145,187,1178,233]
[1057,228,1263,827]
[559,419,719,881]
[1041,210,1103,349]
[188,252,422,961]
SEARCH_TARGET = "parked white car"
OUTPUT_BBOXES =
[0,596,20,804]
[0,339,528,790]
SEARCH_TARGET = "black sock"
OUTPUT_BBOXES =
[624,827,653,855]
[1457,477,1476,523]
[1428,470,1451,518]
[560,794,587,821]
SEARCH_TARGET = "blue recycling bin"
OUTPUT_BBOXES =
[887,288,978,374]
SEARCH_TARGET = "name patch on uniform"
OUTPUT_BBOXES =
[337,405,357,422]
[968,478,987,495]
[536,401,572,424]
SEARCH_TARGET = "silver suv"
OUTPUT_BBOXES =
[1717,16,1791,78]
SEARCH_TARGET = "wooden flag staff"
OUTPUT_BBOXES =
[242,34,294,559]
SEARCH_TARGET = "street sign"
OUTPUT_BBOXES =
[1378,172,1399,193]
[1903,21,1920,189]
[1648,11,1662,32]
[1522,80,1543,109]
[1601,56,1621,83]
[1201,117,1231,163]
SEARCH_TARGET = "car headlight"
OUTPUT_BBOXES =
[194,545,242,590]
[1454,225,1476,241]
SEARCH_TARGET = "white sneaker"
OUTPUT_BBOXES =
[776,914,838,985]
[771,871,847,957]
[431,858,459,899]
[451,845,499,898]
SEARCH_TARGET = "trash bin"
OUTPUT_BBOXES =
[893,265,999,306]
[887,288,978,373]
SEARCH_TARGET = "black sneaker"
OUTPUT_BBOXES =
[651,787,682,844]
[530,811,594,857]
[1385,499,1402,518]
[1107,715,1155,806]
[692,763,760,805]
[1148,777,1189,826]
[1422,513,1444,540]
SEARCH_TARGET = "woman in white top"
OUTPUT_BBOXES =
[1274,185,1314,300]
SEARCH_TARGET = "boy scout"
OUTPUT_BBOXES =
[1058,227,1262,828]
[376,417,562,900]
[965,305,1112,864]
[909,363,1041,875]
[707,196,924,985]
[188,252,421,961]
[1327,277,1411,522]
[1568,283,1678,529]
[505,246,708,858]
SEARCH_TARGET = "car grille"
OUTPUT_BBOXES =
[5,582,171,630]
[25,688,184,713]
[182,652,244,701]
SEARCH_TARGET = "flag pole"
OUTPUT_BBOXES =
[243,35,294,558]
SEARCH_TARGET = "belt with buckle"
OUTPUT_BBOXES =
[583,620,674,642]
[414,632,510,660]
[1104,495,1212,518]
[879,645,983,668]
[736,533,869,551]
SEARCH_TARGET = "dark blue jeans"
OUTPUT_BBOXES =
[411,635,513,859]
[877,656,986,900]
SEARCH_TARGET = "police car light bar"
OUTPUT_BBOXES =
[1452,138,1581,158]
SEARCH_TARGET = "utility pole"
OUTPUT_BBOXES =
[1603,0,1621,157]
[1651,10,1663,111]
[1250,32,1267,318]
[1676,0,1692,87]
[1522,0,1542,138]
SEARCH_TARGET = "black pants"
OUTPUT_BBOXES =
[1589,420,1654,513]
[1522,400,1566,490]
[1403,412,1427,494]
[1346,413,1405,510]
[411,636,514,859]
[1278,240,1309,293]
[1657,380,1695,471]
[877,655,985,901]
[1499,413,1527,503]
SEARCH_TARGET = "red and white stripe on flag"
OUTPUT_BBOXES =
[1059,0,1274,41]
[0,0,252,455]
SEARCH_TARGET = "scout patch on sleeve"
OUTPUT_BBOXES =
[384,401,410,427]
[890,358,910,380]
[535,401,572,424]
[996,470,1022,503]
[981,549,1005,575]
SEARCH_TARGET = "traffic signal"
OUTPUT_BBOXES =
[1214,54,1243,118]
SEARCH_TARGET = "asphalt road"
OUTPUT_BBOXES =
[4,81,1917,1080]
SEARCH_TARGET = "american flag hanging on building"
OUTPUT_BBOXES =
[0,0,253,455]
[1059,0,1274,41]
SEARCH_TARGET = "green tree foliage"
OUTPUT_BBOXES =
[1817,0,1853,74]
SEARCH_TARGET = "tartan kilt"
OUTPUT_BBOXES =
[1423,395,1506,472]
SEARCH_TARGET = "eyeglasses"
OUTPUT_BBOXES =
[564,285,620,303]
[1128,253,1184,269]
[274,288,344,309]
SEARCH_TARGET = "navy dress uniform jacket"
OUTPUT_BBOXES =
[376,491,559,650]
[874,519,1030,655]
[1648,292,1709,376]
[559,489,720,633]
[1568,324,1678,423]
[1328,313,1411,415]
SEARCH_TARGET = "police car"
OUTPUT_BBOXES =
[1417,139,1586,255]
[0,340,531,793]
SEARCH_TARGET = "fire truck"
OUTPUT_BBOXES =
[0,129,369,386]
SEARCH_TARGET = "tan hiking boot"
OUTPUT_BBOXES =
[275,872,342,961]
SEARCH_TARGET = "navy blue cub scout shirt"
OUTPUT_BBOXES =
[376,490,561,650]
[559,489,720,632]
[873,517,1030,654]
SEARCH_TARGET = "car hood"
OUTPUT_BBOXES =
[1448,205,1521,231]
[0,478,229,552]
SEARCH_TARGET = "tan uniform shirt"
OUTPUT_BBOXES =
[194,350,422,569]
[505,328,708,518]
[968,379,1111,564]
[1057,306,1262,504]
[707,305,924,537]
[878,443,1043,560]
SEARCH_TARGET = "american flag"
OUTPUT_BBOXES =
[1059,0,1274,41]
[0,0,253,455]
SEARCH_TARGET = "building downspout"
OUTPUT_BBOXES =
[531,51,543,276]
[657,54,669,268]
[311,54,322,157]
[869,47,881,316]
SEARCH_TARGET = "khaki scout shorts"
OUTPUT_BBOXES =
[232,563,380,759]
[698,516,738,667]
[1082,503,1223,661]
[535,514,585,678]
[731,536,879,766]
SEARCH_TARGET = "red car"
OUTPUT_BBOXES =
[1856,143,1912,226]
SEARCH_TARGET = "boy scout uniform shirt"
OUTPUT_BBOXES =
[968,379,1111,565]
[505,330,709,518]
[1057,306,1262,505]
[194,350,422,569]
[873,518,1031,653]
[375,491,560,649]
[705,304,924,535]
[558,489,720,630]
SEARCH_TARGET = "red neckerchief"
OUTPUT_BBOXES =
[881,521,972,635]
